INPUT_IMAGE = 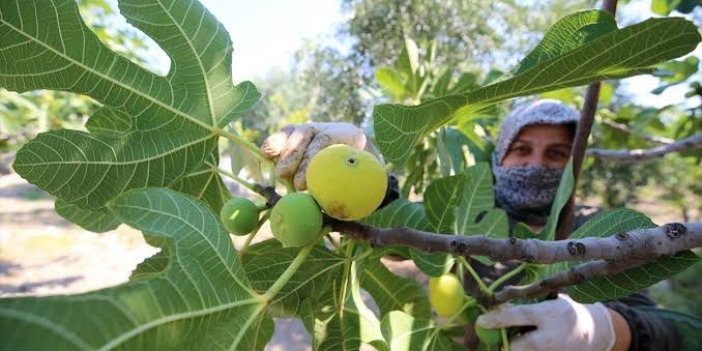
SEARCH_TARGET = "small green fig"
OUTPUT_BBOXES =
[220,197,260,235]
[270,193,323,247]
[475,324,501,346]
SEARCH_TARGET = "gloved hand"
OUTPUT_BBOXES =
[260,122,381,190]
[476,294,616,351]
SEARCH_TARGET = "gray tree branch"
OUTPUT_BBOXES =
[331,220,702,264]
[493,259,646,303]
[587,133,702,161]
[254,185,700,304]
[555,0,619,241]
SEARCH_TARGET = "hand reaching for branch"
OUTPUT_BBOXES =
[261,122,382,190]
[476,294,620,351]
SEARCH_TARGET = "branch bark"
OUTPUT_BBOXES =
[587,133,702,161]
[253,183,701,304]
[493,259,646,303]
[331,219,702,264]
[555,0,619,241]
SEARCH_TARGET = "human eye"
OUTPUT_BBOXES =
[510,145,531,156]
[547,148,569,160]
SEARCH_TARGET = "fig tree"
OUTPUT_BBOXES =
[428,273,464,317]
[306,144,387,221]
[270,193,323,247]
[219,197,260,235]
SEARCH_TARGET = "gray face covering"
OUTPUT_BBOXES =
[493,161,563,226]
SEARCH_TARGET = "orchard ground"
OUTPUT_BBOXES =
[0,155,699,350]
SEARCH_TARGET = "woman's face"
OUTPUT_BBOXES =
[501,124,573,168]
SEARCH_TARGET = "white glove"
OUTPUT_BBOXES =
[476,294,616,351]
[260,122,381,190]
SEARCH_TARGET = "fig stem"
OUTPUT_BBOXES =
[214,165,259,194]
[487,263,527,294]
[238,211,271,258]
[338,240,357,317]
[216,128,294,193]
[262,241,316,300]
[284,178,295,193]
[352,246,375,261]
[459,257,490,295]
[213,127,272,166]
[436,298,476,331]
[501,327,511,351]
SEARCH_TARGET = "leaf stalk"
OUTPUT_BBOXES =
[262,241,316,301]
[213,127,272,166]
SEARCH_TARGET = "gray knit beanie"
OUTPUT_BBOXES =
[495,99,580,164]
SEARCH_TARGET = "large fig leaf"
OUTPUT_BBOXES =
[514,10,618,74]
[1,0,260,212]
[425,175,465,233]
[365,197,441,276]
[374,10,701,166]
[381,311,469,351]
[301,258,385,351]
[242,239,346,317]
[413,174,464,276]
[0,188,272,350]
[360,254,432,320]
[54,199,121,233]
[564,210,701,303]
[454,163,508,266]
[54,150,228,233]
[168,152,231,214]
[365,199,431,231]
[455,163,507,237]
[129,237,171,282]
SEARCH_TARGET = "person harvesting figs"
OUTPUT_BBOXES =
[258,100,680,351]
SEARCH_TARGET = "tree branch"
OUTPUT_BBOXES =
[253,179,699,263]
[556,83,601,240]
[556,0,619,241]
[493,259,646,303]
[253,183,701,305]
[587,133,702,161]
[601,119,674,145]
[331,220,702,264]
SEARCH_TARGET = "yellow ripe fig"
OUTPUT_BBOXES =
[306,144,387,221]
[270,193,323,248]
[219,197,260,236]
[428,273,464,317]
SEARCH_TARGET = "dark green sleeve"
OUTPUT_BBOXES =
[604,293,682,351]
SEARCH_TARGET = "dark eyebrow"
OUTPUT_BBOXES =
[549,143,573,149]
